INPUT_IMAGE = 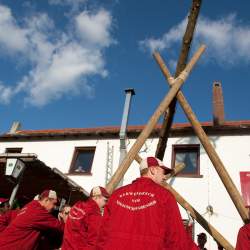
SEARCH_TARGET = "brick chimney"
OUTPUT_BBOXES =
[213,81,225,126]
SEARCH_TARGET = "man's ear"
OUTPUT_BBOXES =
[149,167,155,175]
[44,197,49,203]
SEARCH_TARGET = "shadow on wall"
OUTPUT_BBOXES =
[174,135,220,156]
[169,134,220,187]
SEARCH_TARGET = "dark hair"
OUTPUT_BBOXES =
[140,168,149,176]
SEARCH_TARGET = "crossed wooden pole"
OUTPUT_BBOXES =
[152,52,249,223]
[155,0,202,159]
[106,45,206,192]
[105,45,247,250]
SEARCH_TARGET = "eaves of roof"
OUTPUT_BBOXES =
[1,120,250,141]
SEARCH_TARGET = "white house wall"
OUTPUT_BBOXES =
[1,134,250,249]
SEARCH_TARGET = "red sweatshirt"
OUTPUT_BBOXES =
[97,177,198,250]
[236,223,250,250]
[62,199,102,250]
[0,200,64,250]
[0,209,19,232]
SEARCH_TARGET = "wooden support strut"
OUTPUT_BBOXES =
[155,0,202,160]
[106,45,206,194]
[153,52,249,223]
[135,154,235,250]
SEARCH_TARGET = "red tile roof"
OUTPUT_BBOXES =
[1,120,250,140]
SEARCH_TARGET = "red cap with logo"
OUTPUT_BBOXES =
[140,156,172,174]
[40,190,57,199]
[90,186,110,198]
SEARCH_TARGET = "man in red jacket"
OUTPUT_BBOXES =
[0,189,64,250]
[97,156,198,250]
[235,221,250,250]
[61,186,109,250]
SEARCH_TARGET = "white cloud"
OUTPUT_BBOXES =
[75,9,114,47]
[49,0,86,5]
[0,4,114,107]
[0,82,13,104]
[19,43,106,106]
[0,5,28,53]
[48,0,87,11]
[139,18,186,52]
[140,14,250,66]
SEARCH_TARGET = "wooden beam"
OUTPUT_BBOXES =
[153,52,249,223]
[106,45,206,193]
[164,184,235,250]
[155,0,202,160]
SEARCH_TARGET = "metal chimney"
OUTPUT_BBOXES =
[118,88,135,186]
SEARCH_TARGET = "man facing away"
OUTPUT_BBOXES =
[0,190,65,250]
[97,156,198,250]
[61,186,109,250]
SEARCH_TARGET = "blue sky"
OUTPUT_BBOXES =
[0,0,250,132]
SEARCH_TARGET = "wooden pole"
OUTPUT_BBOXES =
[165,162,185,180]
[155,0,202,160]
[135,155,235,250]
[106,45,206,193]
[153,52,249,223]
[164,184,235,250]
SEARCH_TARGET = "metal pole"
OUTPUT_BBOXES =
[9,165,26,208]
[119,88,135,186]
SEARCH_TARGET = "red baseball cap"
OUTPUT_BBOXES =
[40,190,57,199]
[140,157,172,174]
[90,186,110,198]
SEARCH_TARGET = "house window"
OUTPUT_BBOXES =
[171,144,200,177]
[5,148,22,153]
[240,172,250,208]
[69,147,95,174]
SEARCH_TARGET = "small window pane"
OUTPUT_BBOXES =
[175,151,197,174]
[70,147,95,174]
[172,144,200,176]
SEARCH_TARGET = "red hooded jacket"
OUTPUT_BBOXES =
[0,200,64,250]
[97,177,198,250]
[0,209,19,232]
[62,199,102,250]
[236,223,250,250]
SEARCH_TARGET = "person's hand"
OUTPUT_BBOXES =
[58,206,71,223]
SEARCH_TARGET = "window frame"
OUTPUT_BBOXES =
[171,144,202,178]
[68,147,96,175]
